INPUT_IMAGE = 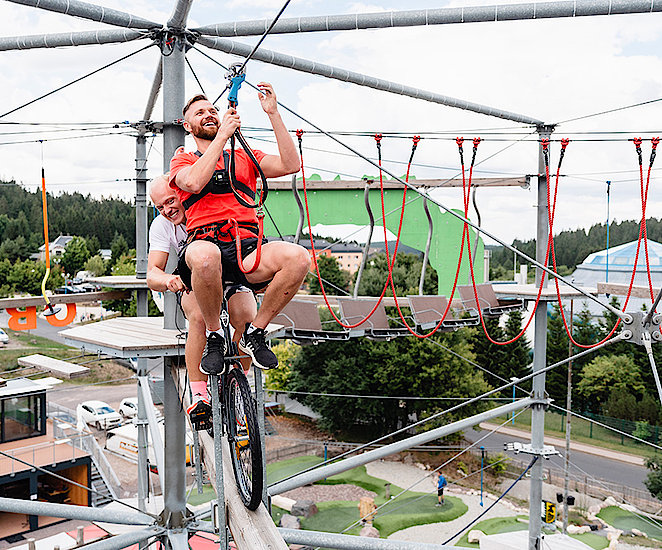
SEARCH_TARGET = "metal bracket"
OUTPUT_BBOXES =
[504,441,559,459]
[620,311,662,345]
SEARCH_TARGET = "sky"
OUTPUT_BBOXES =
[2,0,662,247]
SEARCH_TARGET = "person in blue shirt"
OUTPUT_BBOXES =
[436,471,448,506]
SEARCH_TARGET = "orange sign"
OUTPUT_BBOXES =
[6,303,77,330]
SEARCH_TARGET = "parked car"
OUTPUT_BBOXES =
[0,328,8,344]
[76,400,122,430]
[119,397,163,421]
[54,285,85,294]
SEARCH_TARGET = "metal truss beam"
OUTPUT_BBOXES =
[269,397,537,495]
[0,29,147,51]
[143,58,163,120]
[193,0,662,37]
[167,0,194,29]
[196,37,543,125]
[76,527,163,550]
[0,497,154,525]
[6,0,158,30]
[279,528,456,549]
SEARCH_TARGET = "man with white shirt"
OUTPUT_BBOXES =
[147,174,256,430]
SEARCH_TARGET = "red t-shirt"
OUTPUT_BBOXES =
[169,147,267,237]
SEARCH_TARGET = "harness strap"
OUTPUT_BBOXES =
[182,150,255,210]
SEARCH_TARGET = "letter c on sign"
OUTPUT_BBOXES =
[7,307,37,330]
[45,303,77,327]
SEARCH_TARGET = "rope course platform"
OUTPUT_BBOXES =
[0,290,131,310]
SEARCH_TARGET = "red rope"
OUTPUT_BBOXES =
[299,131,399,328]
[230,211,265,274]
[382,137,480,338]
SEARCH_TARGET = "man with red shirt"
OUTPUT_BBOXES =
[169,82,309,373]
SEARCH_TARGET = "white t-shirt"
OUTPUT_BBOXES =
[148,214,188,254]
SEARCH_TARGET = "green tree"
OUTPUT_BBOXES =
[307,255,350,295]
[644,455,662,500]
[355,252,437,296]
[111,254,135,276]
[468,318,507,390]
[110,233,129,266]
[266,340,299,391]
[60,236,90,277]
[577,354,644,412]
[288,331,489,436]
[546,304,571,405]
[7,260,63,295]
[85,235,101,258]
[0,236,34,263]
[84,255,106,276]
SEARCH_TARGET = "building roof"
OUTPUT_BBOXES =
[38,235,74,251]
[0,377,47,398]
[577,239,662,272]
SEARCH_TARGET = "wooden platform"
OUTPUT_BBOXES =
[60,317,284,359]
[598,282,660,298]
[60,317,185,359]
[0,290,131,310]
[492,283,598,302]
[17,354,89,379]
[82,276,149,289]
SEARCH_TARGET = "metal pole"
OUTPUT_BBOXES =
[135,130,148,318]
[528,125,553,550]
[254,367,269,508]
[167,0,194,28]
[72,528,163,550]
[196,37,543,125]
[5,0,157,29]
[209,374,228,549]
[292,174,305,244]
[136,371,150,517]
[0,29,146,51]
[418,197,433,295]
[138,376,165,489]
[143,59,163,122]
[354,181,375,298]
[278,528,456,549]
[563,300,574,534]
[162,31,186,330]
[163,357,187,529]
[0,497,154,525]
[270,397,537,495]
[194,1,662,37]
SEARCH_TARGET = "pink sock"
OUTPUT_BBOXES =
[191,380,207,398]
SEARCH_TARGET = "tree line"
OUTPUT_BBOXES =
[490,216,662,279]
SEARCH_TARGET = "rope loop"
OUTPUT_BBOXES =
[412,135,421,146]
[560,138,570,150]
[295,128,304,154]
[472,137,482,149]
[455,137,464,148]
[374,133,383,143]
[632,136,643,165]
[470,137,482,167]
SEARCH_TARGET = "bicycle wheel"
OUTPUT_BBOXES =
[224,367,263,510]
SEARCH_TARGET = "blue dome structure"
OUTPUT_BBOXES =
[571,239,662,287]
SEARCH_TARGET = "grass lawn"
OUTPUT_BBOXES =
[456,515,529,547]
[456,516,608,549]
[0,327,134,385]
[268,456,467,538]
[598,506,662,541]
[266,455,323,484]
[186,484,216,507]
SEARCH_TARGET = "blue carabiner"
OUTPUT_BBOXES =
[228,73,246,107]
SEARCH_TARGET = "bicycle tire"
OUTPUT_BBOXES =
[225,367,263,510]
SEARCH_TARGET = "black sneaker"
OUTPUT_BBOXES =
[239,323,278,370]
[200,332,226,375]
[186,397,213,432]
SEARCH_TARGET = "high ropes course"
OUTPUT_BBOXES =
[2,1,662,550]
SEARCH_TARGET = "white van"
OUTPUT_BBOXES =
[106,423,194,466]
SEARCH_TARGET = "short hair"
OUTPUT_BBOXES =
[183,94,209,117]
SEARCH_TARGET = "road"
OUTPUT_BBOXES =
[465,425,649,492]
[0,310,69,345]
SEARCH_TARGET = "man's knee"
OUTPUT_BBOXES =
[289,244,311,280]
[186,243,221,274]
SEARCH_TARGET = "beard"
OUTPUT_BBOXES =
[192,123,218,140]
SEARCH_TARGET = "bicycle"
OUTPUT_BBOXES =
[188,299,264,511]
